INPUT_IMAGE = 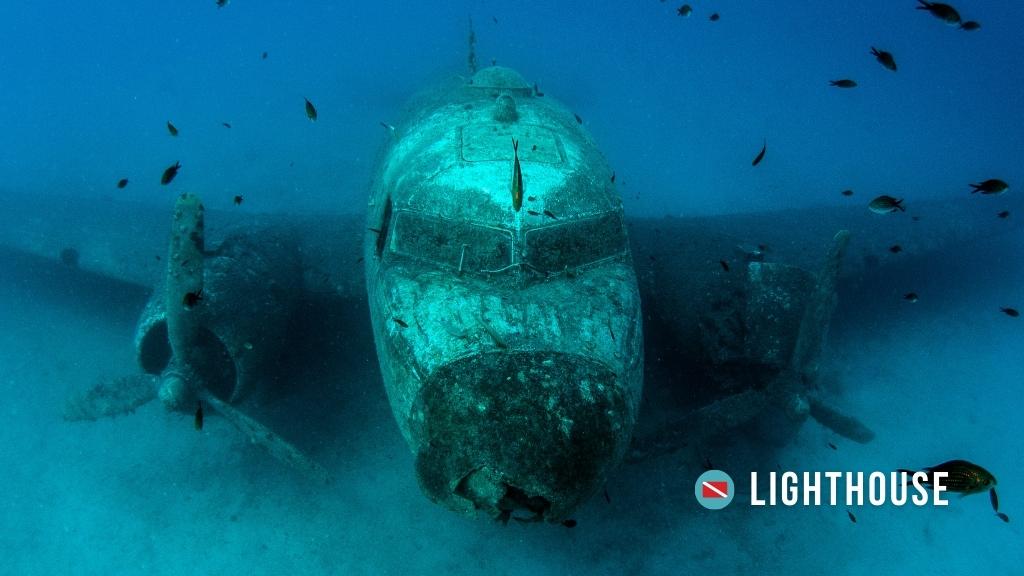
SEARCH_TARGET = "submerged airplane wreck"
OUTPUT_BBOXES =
[40,64,925,524]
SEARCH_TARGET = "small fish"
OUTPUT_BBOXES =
[355,256,364,264]
[871,47,897,72]
[304,97,318,121]
[543,209,557,219]
[167,121,178,136]
[574,113,583,124]
[996,512,1009,523]
[511,138,524,211]
[719,259,730,272]
[969,179,1009,195]
[161,161,181,185]
[194,401,204,430]
[492,16,498,24]
[997,210,1010,219]
[533,82,544,97]
[841,189,853,197]
[531,144,537,151]
[183,288,203,309]
[379,121,396,132]
[868,195,905,214]
[752,139,766,166]
[221,122,231,128]
[897,459,997,496]
[60,247,80,267]
[828,441,838,450]
[904,292,919,303]
[393,317,409,328]
[677,4,692,17]
[990,487,999,511]
[911,215,921,222]
[829,79,857,88]
[155,254,161,261]
[916,1,961,26]
[527,210,541,216]
[603,488,611,503]
[233,195,244,206]
[261,51,268,59]
[701,455,713,471]
[527,195,537,202]
[1000,307,1019,318]
[709,12,720,22]
[611,171,616,183]
[889,245,903,254]
[561,519,578,528]
[216,0,229,7]
[847,509,857,523]
[117,178,129,189]
[959,21,981,31]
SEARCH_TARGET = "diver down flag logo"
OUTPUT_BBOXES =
[695,470,735,509]
[702,481,729,498]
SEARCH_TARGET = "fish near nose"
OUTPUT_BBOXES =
[412,350,632,522]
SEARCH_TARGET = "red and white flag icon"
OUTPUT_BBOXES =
[702,480,729,499]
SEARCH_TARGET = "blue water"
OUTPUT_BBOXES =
[1,1,1022,574]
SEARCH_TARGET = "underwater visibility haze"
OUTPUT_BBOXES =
[1,1,1022,574]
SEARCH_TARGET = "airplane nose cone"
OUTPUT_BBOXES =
[412,351,632,522]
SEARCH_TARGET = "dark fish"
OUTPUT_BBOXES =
[221,122,231,128]
[216,0,229,7]
[996,512,1009,523]
[969,179,1008,195]
[356,256,364,264]
[183,288,203,309]
[603,488,611,503]
[511,138,524,211]
[868,195,905,214]
[847,509,857,523]
[990,487,999,511]
[841,189,853,197]
[897,459,997,496]
[393,317,409,328]
[997,210,1010,219]
[719,260,730,272]
[916,1,961,26]
[1000,307,1019,318]
[904,292,919,303]
[752,139,766,166]
[533,82,544,97]
[574,113,583,124]
[701,455,713,471]
[709,12,720,21]
[677,4,692,17]
[889,245,903,254]
[166,121,178,137]
[527,195,537,202]
[527,210,541,216]
[161,161,181,185]
[492,16,498,24]
[959,21,981,31]
[194,401,204,430]
[561,519,578,528]
[912,215,921,222]
[543,209,557,219]
[304,98,318,121]
[829,79,857,88]
[828,441,838,450]
[233,195,244,206]
[261,51,268,59]
[155,255,161,261]
[531,144,537,151]
[60,247,80,267]
[611,171,616,183]
[871,47,897,72]
[117,178,129,189]
[380,121,396,132]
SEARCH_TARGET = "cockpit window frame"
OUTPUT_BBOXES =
[387,209,515,275]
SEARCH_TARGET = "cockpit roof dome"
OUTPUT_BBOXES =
[471,66,530,90]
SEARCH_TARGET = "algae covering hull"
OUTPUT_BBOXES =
[364,67,643,522]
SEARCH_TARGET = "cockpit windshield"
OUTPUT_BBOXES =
[524,212,627,273]
[390,211,513,273]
